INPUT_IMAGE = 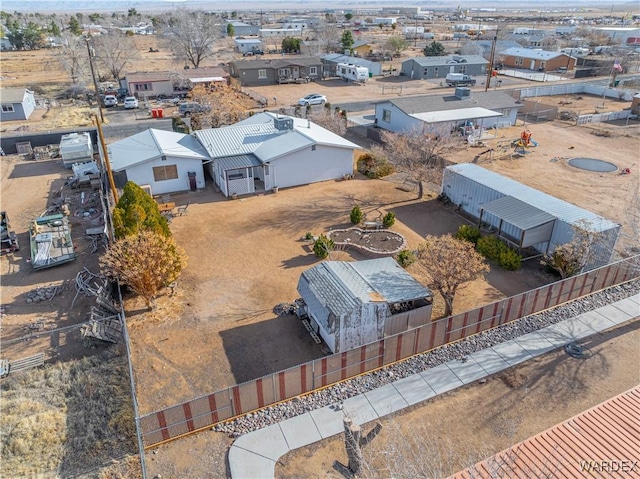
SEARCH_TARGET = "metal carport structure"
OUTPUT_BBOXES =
[478,196,556,251]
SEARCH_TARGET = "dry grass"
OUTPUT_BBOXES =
[0,346,138,477]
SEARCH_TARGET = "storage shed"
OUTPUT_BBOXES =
[441,164,620,270]
[298,258,432,354]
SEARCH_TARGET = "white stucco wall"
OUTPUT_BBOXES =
[270,145,355,189]
[123,156,204,195]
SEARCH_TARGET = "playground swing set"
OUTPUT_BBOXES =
[472,129,540,163]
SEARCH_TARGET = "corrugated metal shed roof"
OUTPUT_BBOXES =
[480,196,556,231]
[411,107,502,124]
[451,386,640,478]
[445,164,619,232]
[301,258,431,317]
[109,128,208,171]
[380,91,521,116]
[195,113,358,164]
[216,154,261,170]
[499,47,565,60]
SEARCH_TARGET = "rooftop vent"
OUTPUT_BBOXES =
[274,117,294,131]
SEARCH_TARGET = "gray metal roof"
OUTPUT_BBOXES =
[380,91,521,115]
[1,88,30,103]
[216,154,261,171]
[480,196,556,231]
[499,47,565,60]
[301,258,431,317]
[446,164,620,232]
[404,54,488,67]
[230,57,322,71]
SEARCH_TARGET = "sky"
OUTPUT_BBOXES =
[1,0,634,14]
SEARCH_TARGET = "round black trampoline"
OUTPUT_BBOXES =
[568,158,617,173]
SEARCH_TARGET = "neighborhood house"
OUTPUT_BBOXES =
[498,47,576,72]
[374,89,522,134]
[228,58,324,86]
[298,258,433,354]
[0,88,36,121]
[400,55,488,81]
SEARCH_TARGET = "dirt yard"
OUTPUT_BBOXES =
[275,320,640,478]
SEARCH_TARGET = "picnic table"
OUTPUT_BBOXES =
[157,202,175,213]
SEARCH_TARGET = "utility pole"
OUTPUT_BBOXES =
[94,113,118,205]
[86,38,104,122]
[485,31,497,92]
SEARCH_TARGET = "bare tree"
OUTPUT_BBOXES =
[460,40,485,57]
[542,220,606,279]
[162,10,220,68]
[58,34,89,84]
[380,126,466,198]
[306,107,347,136]
[93,32,139,80]
[187,84,256,129]
[302,22,340,56]
[415,234,490,317]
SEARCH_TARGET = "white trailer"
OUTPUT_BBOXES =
[59,132,93,168]
[337,63,369,83]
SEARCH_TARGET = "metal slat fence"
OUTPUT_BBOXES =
[139,257,638,448]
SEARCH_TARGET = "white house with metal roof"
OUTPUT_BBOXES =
[194,112,359,197]
[441,164,620,270]
[374,89,522,134]
[108,128,209,196]
[298,258,433,354]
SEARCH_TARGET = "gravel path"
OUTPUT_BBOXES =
[214,280,639,436]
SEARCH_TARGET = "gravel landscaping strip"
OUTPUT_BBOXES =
[214,280,639,436]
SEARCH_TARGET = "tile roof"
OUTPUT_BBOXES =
[381,91,521,115]
[451,386,640,478]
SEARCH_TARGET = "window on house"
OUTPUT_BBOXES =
[459,66,466,73]
[309,66,318,75]
[515,57,524,66]
[152,165,178,182]
[423,68,428,76]
[1,104,15,113]
[278,68,291,77]
[382,109,391,122]
[134,83,153,91]
[258,69,267,79]
[311,145,316,151]
[434,67,438,75]
[539,61,546,70]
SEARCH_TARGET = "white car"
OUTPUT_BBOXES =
[124,96,139,109]
[103,95,117,107]
[298,94,327,106]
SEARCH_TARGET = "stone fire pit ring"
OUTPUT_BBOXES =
[328,228,407,257]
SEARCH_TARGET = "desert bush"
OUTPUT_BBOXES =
[313,234,335,259]
[350,205,364,225]
[357,153,395,179]
[455,224,481,245]
[383,212,396,228]
[477,236,522,270]
[396,249,416,268]
[304,231,314,240]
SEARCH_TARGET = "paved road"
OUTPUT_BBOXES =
[101,106,173,141]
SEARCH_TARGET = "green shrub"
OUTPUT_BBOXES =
[477,236,522,270]
[455,224,481,245]
[499,248,522,271]
[382,212,396,228]
[350,205,364,225]
[396,249,416,268]
[304,231,314,240]
[313,234,334,259]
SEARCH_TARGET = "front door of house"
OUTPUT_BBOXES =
[293,66,299,78]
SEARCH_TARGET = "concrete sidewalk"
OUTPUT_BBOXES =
[228,295,639,479]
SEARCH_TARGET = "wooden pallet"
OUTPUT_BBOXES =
[6,352,45,376]
[301,319,322,344]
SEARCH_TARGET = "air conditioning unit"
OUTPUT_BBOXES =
[274,118,294,131]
